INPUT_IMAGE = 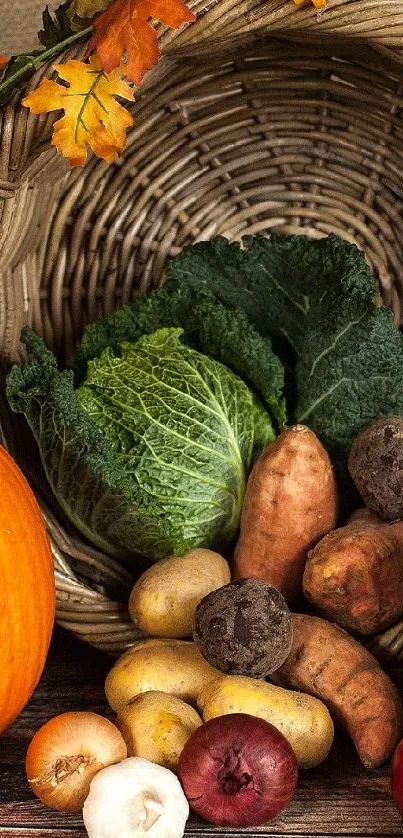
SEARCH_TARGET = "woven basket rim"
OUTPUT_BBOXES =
[1,1,403,178]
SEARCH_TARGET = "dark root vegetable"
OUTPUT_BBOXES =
[193,578,293,677]
[178,713,298,827]
[348,417,403,520]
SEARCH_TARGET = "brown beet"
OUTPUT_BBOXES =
[349,417,403,520]
[193,578,292,677]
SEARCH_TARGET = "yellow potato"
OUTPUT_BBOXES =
[117,691,202,772]
[129,548,231,638]
[198,675,334,769]
[105,639,221,711]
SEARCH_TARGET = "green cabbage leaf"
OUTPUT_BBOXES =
[167,234,403,465]
[7,289,282,561]
[73,282,286,429]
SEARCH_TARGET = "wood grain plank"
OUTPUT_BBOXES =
[0,627,402,836]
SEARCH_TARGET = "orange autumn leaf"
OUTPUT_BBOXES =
[22,55,134,168]
[89,0,196,85]
[0,57,8,70]
[294,0,326,6]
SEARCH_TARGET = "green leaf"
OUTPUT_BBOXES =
[66,0,112,33]
[0,26,92,107]
[6,329,136,561]
[7,325,275,562]
[167,234,403,468]
[167,235,375,354]
[295,304,403,453]
[74,283,286,430]
[39,2,74,48]
[0,53,42,106]
[68,0,111,21]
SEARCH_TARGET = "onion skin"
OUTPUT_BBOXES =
[391,738,403,817]
[177,713,298,827]
[83,757,189,838]
[26,711,127,812]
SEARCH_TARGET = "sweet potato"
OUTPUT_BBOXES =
[272,614,403,768]
[303,521,403,634]
[234,425,337,601]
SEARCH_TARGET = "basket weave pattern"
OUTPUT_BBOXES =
[1,2,403,661]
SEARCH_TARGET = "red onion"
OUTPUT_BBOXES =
[177,712,298,827]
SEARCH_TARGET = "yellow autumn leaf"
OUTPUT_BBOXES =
[22,55,134,168]
[68,0,111,20]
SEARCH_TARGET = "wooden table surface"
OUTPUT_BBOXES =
[1,627,403,838]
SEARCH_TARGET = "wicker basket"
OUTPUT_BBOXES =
[1,0,403,663]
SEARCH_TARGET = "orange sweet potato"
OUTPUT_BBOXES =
[273,614,403,768]
[303,521,403,635]
[234,425,337,602]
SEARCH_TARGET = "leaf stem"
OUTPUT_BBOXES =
[0,26,92,104]
[74,69,106,142]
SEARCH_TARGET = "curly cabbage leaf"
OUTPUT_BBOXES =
[74,283,286,430]
[7,325,275,561]
[167,234,403,464]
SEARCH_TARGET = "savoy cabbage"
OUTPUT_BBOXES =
[7,295,281,561]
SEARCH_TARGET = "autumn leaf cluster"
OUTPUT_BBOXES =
[1,0,327,167]
[20,0,195,166]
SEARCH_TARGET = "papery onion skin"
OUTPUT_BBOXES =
[83,757,189,838]
[177,712,298,827]
[391,738,403,817]
[26,711,127,812]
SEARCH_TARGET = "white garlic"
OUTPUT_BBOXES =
[82,757,189,838]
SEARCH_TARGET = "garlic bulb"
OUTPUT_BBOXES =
[82,757,189,837]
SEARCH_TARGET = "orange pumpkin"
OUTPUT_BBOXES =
[0,445,55,734]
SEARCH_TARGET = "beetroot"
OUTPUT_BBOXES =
[177,713,298,827]
[193,578,293,677]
